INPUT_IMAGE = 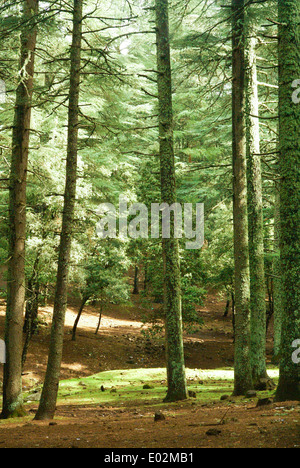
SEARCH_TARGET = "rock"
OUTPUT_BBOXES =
[256,398,273,408]
[143,384,153,390]
[220,394,230,401]
[245,390,257,398]
[25,391,42,402]
[154,411,165,422]
[206,428,222,436]
[255,378,276,391]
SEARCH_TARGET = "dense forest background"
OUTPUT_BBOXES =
[0,0,299,427]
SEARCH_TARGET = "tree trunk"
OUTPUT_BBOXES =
[34,0,83,420]
[155,0,187,403]
[1,0,38,419]
[231,0,253,396]
[22,254,40,367]
[245,28,268,386]
[133,265,139,294]
[275,0,300,402]
[95,305,103,335]
[71,296,89,341]
[273,183,283,362]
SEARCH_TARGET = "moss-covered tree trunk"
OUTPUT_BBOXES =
[245,28,268,386]
[273,183,283,362]
[275,0,300,402]
[155,0,187,402]
[34,0,83,420]
[231,0,253,396]
[1,0,38,419]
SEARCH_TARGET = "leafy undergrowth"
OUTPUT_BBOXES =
[24,367,280,408]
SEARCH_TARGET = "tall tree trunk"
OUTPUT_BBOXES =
[273,183,283,362]
[1,0,38,419]
[95,304,103,335]
[133,265,139,294]
[22,253,40,367]
[275,0,300,402]
[34,0,83,420]
[245,27,268,386]
[231,0,253,396]
[155,0,187,402]
[72,296,89,341]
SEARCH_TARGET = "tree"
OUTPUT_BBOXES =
[1,0,39,419]
[71,241,131,341]
[155,0,188,402]
[34,0,83,420]
[273,181,283,361]
[231,0,253,396]
[245,16,268,386]
[275,0,300,402]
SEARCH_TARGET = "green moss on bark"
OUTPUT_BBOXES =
[155,0,187,402]
[275,0,300,402]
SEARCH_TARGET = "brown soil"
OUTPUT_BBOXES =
[0,292,299,449]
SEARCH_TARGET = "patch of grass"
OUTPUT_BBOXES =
[20,367,280,410]
[22,367,279,408]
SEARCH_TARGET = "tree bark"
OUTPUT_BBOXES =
[133,265,139,294]
[71,296,89,341]
[245,27,268,386]
[231,0,253,396]
[1,0,38,419]
[275,0,300,402]
[273,183,283,362]
[22,253,40,367]
[35,0,83,420]
[95,304,103,335]
[155,0,187,402]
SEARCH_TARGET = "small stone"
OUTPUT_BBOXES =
[220,395,230,401]
[256,398,273,408]
[154,411,165,422]
[206,428,221,436]
[143,384,153,390]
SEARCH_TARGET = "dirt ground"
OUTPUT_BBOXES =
[0,291,299,449]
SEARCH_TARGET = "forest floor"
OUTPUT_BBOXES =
[0,291,299,449]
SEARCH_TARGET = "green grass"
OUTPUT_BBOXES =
[23,367,280,408]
